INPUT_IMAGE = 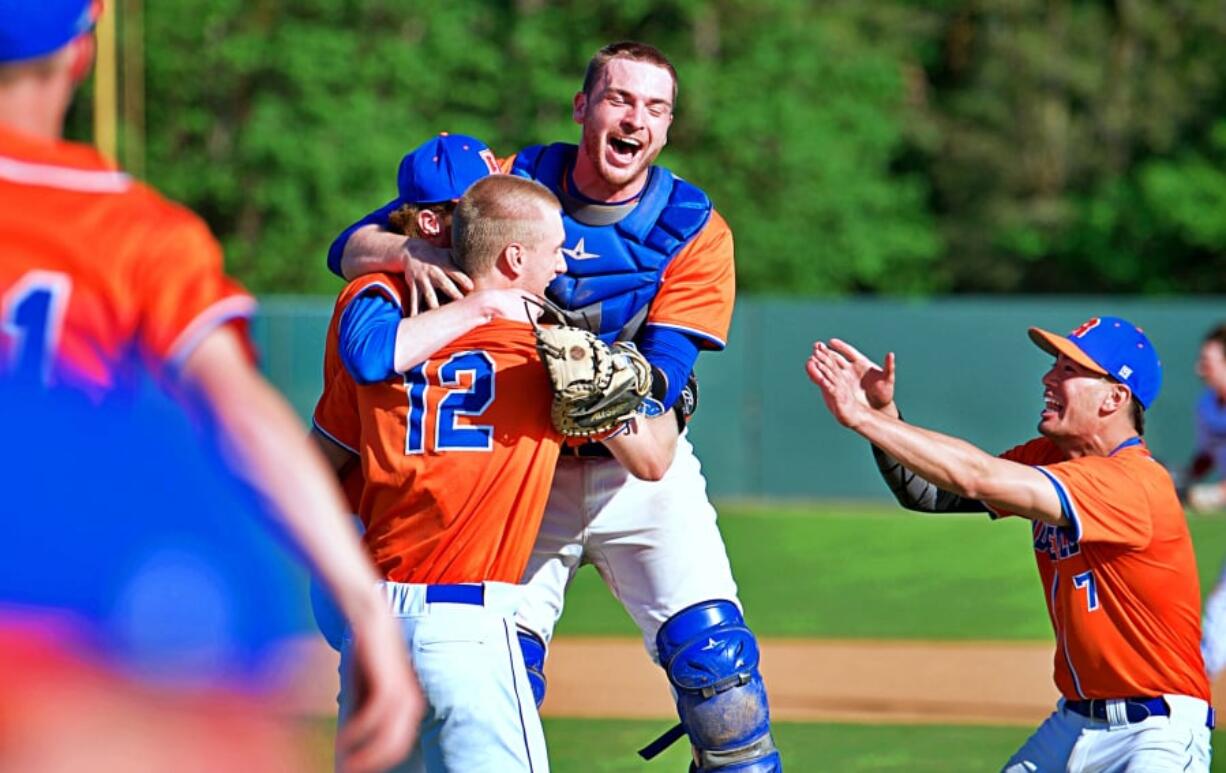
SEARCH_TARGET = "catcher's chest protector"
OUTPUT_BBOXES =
[512,144,712,345]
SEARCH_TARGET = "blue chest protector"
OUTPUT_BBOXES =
[510,144,712,345]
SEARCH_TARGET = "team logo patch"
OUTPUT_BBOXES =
[561,238,600,262]
[479,149,500,174]
[1070,317,1101,339]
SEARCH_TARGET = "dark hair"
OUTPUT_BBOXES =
[1130,399,1145,436]
[1204,323,1226,350]
[582,41,678,102]
[387,202,454,238]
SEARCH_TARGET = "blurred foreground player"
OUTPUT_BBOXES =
[0,3,419,770]
[808,317,1212,772]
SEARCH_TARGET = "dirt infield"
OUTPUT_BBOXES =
[282,635,1226,727]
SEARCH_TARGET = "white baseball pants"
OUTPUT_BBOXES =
[337,582,547,773]
[516,432,741,661]
[1002,695,1212,772]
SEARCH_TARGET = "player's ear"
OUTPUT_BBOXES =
[499,243,525,281]
[417,209,441,239]
[572,92,587,125]
[1103,382,1131,415]
[67,33,96,86]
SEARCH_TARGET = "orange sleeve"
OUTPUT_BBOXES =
[1042,456,1153,548]
[313,273,407,448]
[646,209,735,349]
[129,205,257,375]
[312,305,361,453]
[988,437,1064,518]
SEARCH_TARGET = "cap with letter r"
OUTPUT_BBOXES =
[0,0,99,64]
[1028,316,1163,409]
[397,132,500,205]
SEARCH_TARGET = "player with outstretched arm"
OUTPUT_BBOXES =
[806,317,1212,772]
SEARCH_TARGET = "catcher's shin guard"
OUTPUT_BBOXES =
[517,627,548,708]
[639,600,781,771]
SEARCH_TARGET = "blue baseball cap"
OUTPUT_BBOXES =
[1028,316,1163,409]
[397,132,499,205]
[0,0,98,64]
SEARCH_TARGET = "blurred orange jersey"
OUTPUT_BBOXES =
[0,124,254,396]
[332,274,562,584]
[995,437,1208,701]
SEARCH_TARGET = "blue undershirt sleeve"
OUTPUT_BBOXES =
[326,198,402,277]
[338,290,402,384]
[639,326,701,410]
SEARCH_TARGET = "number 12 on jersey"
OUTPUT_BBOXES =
[404,351,496,454]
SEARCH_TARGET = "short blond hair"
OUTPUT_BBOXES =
[451,176,560,277]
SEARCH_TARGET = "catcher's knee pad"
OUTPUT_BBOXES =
[653,600,781,772]
[517,627,547,709]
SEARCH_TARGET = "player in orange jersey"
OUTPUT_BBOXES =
[0,4,419,771]
[807,316,1212,772]
[332,173,674,772]
[308,131,528,649]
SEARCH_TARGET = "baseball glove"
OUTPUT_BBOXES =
[534,324,652,437]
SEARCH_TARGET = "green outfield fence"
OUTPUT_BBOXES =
[252,296,1226,500]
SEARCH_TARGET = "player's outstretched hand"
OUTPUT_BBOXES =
[335,594,423,773]
[402,240,474,315]
[826,338,897,414]
[806,340,874,430]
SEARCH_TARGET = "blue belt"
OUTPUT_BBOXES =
[425,583,484,606]
[1064,697,1215,729]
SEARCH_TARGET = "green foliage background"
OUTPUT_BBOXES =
[68,0,1226,296]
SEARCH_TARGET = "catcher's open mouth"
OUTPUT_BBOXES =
[608,135,642,163]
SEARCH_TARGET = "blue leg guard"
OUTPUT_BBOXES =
[640,600,781,771]
[517,626,547,709]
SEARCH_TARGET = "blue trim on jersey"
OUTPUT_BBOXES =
[1052,571,1087,699]
[646,321,727,352]
[338,288,401,384]
[312,417,359,455]
[327,198,401,277]
[638,326,699,410]
[1036,466,1082,543]
[1108,436,1142,456]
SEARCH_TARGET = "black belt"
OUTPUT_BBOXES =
[425,583,484,606]
[1063,697,1215,728]
[558,442,613,459]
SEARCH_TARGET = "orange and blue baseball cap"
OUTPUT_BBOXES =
[397,132,499,205]
[1028,316,1163,408]
[0,0,100,64]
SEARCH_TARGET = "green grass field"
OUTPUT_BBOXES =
[300,504,1226,771]
[537,502,1226,771]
